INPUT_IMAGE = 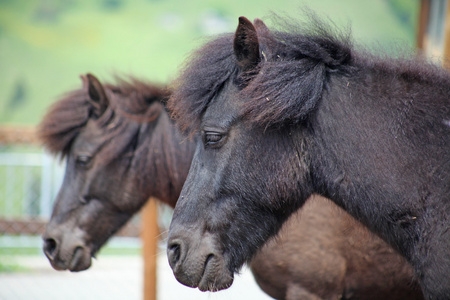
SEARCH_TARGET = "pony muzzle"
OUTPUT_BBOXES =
[167,232,234,291]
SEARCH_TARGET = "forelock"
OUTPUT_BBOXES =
[167,34,238,136]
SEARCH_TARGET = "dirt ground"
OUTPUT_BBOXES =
[0,252,273,300]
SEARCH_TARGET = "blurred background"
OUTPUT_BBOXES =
[0,0,422,126]
[0,0,447,299]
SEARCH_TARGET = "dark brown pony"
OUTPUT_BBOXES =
[39,74,193,271]
[40,74,422,299]
[166,16,449,299]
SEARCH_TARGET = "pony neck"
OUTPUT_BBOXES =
[307,72,426,259]
[135,112,195,208]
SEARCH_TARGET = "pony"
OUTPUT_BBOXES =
[39,74,422,299]
[166,16,449,299]
[39,73,193,271]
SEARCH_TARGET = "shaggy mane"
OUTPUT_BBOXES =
[168,33,238,135]
[168,13,449,133]
[38,77,169,158]
[168,14,353,134]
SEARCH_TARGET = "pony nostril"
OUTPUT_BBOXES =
[43,238,58,260]
[168,241,182,267]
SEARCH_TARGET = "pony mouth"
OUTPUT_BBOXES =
[198,254,215,289]
[168,231,235,291]
[197,254,234,292]
[171,252,234,291]
[68,246,91,271]
[46,246,93,272]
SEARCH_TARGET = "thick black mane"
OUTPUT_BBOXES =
[168,16,354,133]
[241,18,354,128]
[39,77,169,158]
[168,15,449,132]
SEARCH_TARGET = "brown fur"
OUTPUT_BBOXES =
[252,196,423,300]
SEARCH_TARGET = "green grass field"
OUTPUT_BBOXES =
[0,0,419,126]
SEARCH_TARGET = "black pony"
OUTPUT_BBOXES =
[167,16,450,299]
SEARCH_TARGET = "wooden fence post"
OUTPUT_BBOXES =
[417,0,430,50]
[141,199,159,300]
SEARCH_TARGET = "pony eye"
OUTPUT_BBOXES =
[76,155,92,167]
[204,132,224,146]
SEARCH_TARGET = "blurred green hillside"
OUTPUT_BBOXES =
[0,0,419,125]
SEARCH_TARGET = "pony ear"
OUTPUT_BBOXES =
[85,73,108,118]
[253,18,276,61]
[253,18,271,36]
[234,17,260,71]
